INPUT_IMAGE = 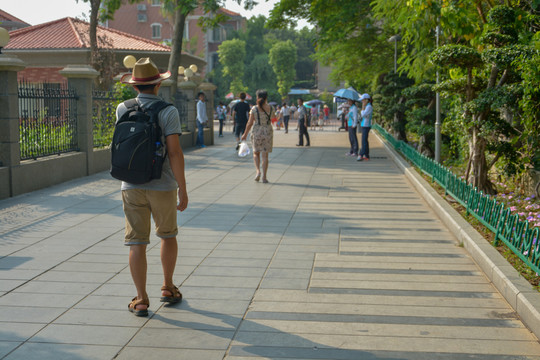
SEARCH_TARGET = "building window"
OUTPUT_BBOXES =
[152,23,162,39]
[212,26,222,42]
[223,24,235,40]
[211,53,219,70]
[137,14,147,22]
[151,0,161,5]
[137,4,146,11]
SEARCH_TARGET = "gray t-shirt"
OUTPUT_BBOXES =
[115,93,182,191]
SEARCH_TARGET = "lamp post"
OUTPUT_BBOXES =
[387,34,401,73]
[435,21,441,163]
[181,64,197,80]
[0,27,10,54]
[123,55,136,71]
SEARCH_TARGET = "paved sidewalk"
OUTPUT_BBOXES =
[0,127,539,359]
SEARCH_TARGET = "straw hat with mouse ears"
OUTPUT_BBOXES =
[120,58,171,85]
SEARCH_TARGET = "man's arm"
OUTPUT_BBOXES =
[166,134,188,212]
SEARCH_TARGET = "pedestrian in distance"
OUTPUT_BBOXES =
[241,89,274,183]
[357,93,373,161]
[195,91,207,148]
[310,105,317,131]
[345,98,359,156]
[296,98,310,147]
[117,57,188,317]
[216,101,226,137]
[289,103,297,130]
[281,102,290,133]
[232,92,251,149]
[323,104,330,126]
[274,105,281,130]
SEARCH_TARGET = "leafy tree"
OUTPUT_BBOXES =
[82,0,256,97]
[225,15,315,100]
[218,38,247,95]
[245,53,279,99]
[267,0,391,89]
[269,40,297,99]
[376,72,414,141]
[517,47,540,173]
[430,5,530,194]
[403,83,436,157]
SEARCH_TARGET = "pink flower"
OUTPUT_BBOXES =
[510,206,517,211]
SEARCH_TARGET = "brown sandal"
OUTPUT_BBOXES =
[128,297,149,317]
[160,285,182,304]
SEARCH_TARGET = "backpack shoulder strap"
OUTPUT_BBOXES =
[143,100,174,124]
[117,98,140,123]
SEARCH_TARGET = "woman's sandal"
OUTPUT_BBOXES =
[128,297,149,317]
[160,285,183,304]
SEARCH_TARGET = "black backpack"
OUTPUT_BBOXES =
[110,99,173,184]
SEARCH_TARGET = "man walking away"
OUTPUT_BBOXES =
[117,57,188,317]
[281,102,290,133]
[296,98,310,147]
[232,92,251,149]
[196,92,207,148]
[216,101,226,137]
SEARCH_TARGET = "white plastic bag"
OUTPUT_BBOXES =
[238,141,251,157]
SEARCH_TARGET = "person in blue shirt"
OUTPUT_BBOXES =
[357,93,373,161]
[345,99,359,156]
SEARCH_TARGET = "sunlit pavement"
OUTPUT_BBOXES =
[0,122,539,360]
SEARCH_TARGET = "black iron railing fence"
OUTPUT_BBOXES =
[18,81,79,160]
[92,89,116,148]
[374,123,540,275]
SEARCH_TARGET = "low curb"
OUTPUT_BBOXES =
[375,132,540,339]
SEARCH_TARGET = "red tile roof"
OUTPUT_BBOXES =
[6,17,170,52]
[0,9,30,25]
[219,8,242,17]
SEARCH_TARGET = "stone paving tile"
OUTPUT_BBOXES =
[4,343,122,360]
[114,348,225,360]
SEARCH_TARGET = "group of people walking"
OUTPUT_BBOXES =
[221,91,373,183]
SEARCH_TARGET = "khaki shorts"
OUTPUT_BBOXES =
[122,189,178,245]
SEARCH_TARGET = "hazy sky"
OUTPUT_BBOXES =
[2,0,309,28]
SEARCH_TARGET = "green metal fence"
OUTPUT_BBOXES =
[373,123,540,275]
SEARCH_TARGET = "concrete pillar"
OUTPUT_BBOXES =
[0,54,25,168]
[198,82,217,145]
[158,78,173,102]
[0,54,25,198]
[59,65,99,175]
[178,80,197,145]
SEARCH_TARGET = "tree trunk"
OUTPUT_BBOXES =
[419,118,434,158]
[393,111,407,141]
[469,126,496,194]
[167,6,186,102]
[89,0,101,70]
[393,96,407,141]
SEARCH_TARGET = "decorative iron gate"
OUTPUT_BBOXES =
[174,91,189,132]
